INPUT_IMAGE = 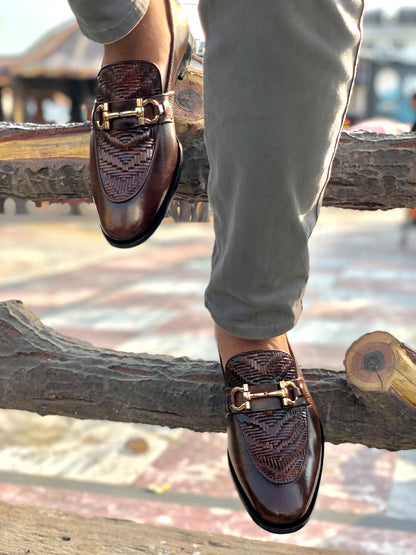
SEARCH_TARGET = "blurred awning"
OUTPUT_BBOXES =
[9,21,102,80]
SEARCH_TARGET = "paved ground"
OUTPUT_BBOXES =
[0,201,416,554]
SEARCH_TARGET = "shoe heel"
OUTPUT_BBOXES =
[177,34,195,80]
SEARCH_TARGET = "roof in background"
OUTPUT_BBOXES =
[3,21,102,80]
[0,19,202,83]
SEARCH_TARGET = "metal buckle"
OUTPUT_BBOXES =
[95,98,163,130]
[230,380,301,411]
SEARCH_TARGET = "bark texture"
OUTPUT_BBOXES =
[328,131,416,209]
[1,123,416,209]
[1,300,415,451]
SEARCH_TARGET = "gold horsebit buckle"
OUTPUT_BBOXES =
[95,98,163,130]
[230,381,301,411]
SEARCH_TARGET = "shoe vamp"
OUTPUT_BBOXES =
[238,406,308,484]
[96,127,158,203]
[96,62,162,102]
[225,351,298,388]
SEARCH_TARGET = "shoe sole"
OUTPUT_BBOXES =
[228,424,325,535]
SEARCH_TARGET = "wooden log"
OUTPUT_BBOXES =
[1,300,416,451]
[328,131,416,210]
[0,501,347,555]
[345,331,416,410]
[1,123,416,210]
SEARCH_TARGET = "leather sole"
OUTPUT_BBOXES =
[101,140,183,249]
[228,424,325,534]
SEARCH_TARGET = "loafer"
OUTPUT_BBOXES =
[224,349,324,534]
[91,0,194,248]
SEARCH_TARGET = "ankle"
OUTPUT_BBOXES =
[102,0,171,84]
[215,325,290,367]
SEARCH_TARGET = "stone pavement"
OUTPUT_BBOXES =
[0,202,416,554]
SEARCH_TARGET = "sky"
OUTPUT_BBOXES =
[0,0,203,56]
[0,0,415,57]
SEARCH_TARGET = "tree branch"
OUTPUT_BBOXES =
[1,121,416,209]
[1,300,415,451]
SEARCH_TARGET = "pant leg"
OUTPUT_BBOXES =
[68,0,150,43]
[200,0,364,340]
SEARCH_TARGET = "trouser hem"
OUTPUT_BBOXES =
[205,299,294,341]
[75,1,149,44]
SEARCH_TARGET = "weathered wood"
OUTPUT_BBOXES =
[345,331,416,409]
[1,300,415,451]
[1,124,416,209]
[0,501,348,555]
[328,131,416,210]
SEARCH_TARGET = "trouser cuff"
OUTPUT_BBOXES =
[68,0,150,44]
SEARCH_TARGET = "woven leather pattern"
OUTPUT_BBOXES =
[225,351,297,387]
[96,62,162,103]
[94,61,163,203]
[225,351,309,484]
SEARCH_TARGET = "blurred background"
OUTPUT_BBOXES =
[1,2,416,554]
[2,0,416,128]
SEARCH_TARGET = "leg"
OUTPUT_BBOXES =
[201,0,363,353]
[69,0,172,85]
[200,0,364,533]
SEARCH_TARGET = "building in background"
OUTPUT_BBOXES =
[1,7,416,127]
[0,19,204,125]
[0,21,102,124]
[349,7,416,125]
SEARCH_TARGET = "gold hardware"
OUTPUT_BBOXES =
[95,98,163,130]
[230,380,301,411]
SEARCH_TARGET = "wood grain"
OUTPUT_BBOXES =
[345,331,416,409]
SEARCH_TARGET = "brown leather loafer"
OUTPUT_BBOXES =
[224,349,324,534]
[90,1,193,248]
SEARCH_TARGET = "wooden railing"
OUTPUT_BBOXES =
[1,67,416,551]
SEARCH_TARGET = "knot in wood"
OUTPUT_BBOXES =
[363,350,385,372]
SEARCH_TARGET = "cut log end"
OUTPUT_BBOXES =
[344,331,416,410]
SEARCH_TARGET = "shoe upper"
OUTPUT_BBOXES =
[90,0,190,246]
[93,61,171,205]
[224,350,323,529]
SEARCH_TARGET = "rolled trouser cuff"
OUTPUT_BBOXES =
[68,0,150,44]
[205,293,304,341]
